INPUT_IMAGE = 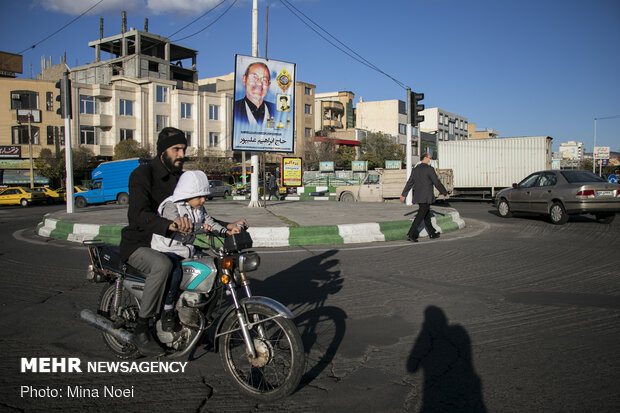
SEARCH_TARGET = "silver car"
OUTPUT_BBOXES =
[207,180,232,200]
[495,170,620,225]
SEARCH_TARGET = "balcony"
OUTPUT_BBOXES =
[321,101,344,112]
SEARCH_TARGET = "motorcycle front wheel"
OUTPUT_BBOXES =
[98,283,141,359]
[219,302,305,401]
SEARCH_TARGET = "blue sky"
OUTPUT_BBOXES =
[1,0,619,152]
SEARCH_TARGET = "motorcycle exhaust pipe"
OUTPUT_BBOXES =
[80,309,133,344]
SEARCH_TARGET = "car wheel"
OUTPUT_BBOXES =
[595,213,615,224]
[223,191,230,198]
[207,196,213,201]
[117,192,129,205]
[549,202,568,225]
[20,198,29,207]
[497,198,512,218]
[75,196,87,208]
[340,192,355,202]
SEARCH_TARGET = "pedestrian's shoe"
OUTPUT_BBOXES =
[161,309,181,333]
[406,235,419,243]
[429,232,441,239]
[131,326,165,357]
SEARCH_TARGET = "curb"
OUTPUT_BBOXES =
[35,210,465,247]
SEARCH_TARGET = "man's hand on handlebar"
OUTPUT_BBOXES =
[169,215,192,233]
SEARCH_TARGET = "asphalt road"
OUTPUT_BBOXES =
[0,202,619,412]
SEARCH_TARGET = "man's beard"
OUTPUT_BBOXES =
[162,153,184,174]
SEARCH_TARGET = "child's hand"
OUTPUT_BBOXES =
[203,223,214,232]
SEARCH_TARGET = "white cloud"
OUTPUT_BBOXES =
[38,0,231,17]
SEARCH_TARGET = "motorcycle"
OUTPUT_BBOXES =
[80,229,305,401]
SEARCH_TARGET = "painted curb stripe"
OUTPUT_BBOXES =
[36,209,466,247]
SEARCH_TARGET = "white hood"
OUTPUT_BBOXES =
[170,170,211,202]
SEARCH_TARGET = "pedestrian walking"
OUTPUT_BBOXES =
[267,173,279,201]
[400,152,449,242]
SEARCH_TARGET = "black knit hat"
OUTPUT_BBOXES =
[157,127,187,155]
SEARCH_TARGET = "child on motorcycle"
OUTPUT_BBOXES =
[151,170,248,332]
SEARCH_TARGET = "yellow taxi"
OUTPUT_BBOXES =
[32,187,63,204]
[55,186,87,201]
[0,187,48,207]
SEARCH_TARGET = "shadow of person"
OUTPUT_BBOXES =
[251,250,347,388]
[407,306,487,413]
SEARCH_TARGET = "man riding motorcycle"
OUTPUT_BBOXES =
[120,127,193,357]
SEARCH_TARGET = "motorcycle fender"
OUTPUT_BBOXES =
[213,296,295,352]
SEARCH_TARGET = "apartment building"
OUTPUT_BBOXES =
[314,91,355,133]
[419,107,468,141]
[467,122,499,139]
[0,77,65,185]
[355,98,408,146]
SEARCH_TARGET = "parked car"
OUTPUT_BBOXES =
[55,186,88,201]
[0,187,47,207]
[495,170,620,225]
[207,180,232,200]
[32,187,62,204]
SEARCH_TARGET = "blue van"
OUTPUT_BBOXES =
[74,158,149,207]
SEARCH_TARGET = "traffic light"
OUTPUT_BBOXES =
[55,75,72,119]
[412,91,424,127]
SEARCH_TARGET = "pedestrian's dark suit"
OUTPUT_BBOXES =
[401,163,448,239]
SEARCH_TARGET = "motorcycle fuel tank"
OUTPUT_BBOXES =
[180,256,217,293]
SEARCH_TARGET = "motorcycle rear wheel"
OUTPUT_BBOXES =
[219,303,305,401]
[98,283,141,359]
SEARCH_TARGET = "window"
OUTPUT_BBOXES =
[120,129,134,140]
[209,132,219,147]
[209,104,219,120]
[80,126,96,145]
[304,104,311,114]
[59,126,65,146]
[148,61,159,72]
[120,99,133,116]
[537,173,557,187]
[156,85,168,103]
[185,131,192,146]
[10,90,38,110]
[12,125,39,144]
[305,87,311,95]
[156,115,168,131]
[79,95,97,114]
[46,92,53,111]
[47,126,54,145]
[398,123,407,134]
[181,102,191,119]
[304,128,312,138]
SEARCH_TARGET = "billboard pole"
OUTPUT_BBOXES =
[248,0,261,207]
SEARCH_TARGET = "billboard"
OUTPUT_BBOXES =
[281,157,303,187]
[232,55,296,153]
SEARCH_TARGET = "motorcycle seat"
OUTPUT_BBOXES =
[99,245,145,280]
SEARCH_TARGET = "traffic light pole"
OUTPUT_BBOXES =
[405,88,413,206]
[60,70,75,214]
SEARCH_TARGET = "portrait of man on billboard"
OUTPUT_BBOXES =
[234,61,276,126]
[232,55,296,153]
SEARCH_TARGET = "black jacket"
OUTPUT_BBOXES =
[401,163,448,204]
[120,157,182,262]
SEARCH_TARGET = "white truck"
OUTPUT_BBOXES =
[437,136,553,198]
[336,168,453,202]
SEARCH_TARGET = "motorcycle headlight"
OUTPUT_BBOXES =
[238,252,260,272]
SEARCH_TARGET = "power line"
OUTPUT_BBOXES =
[167,0,230,39]
[172,0,239,42]
[17,0,105,55]
[279,0,407,90]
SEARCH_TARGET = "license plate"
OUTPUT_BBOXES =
[596,191,613,197]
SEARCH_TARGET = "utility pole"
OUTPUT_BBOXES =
[248,0,261,207]
[56,70,74,213]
